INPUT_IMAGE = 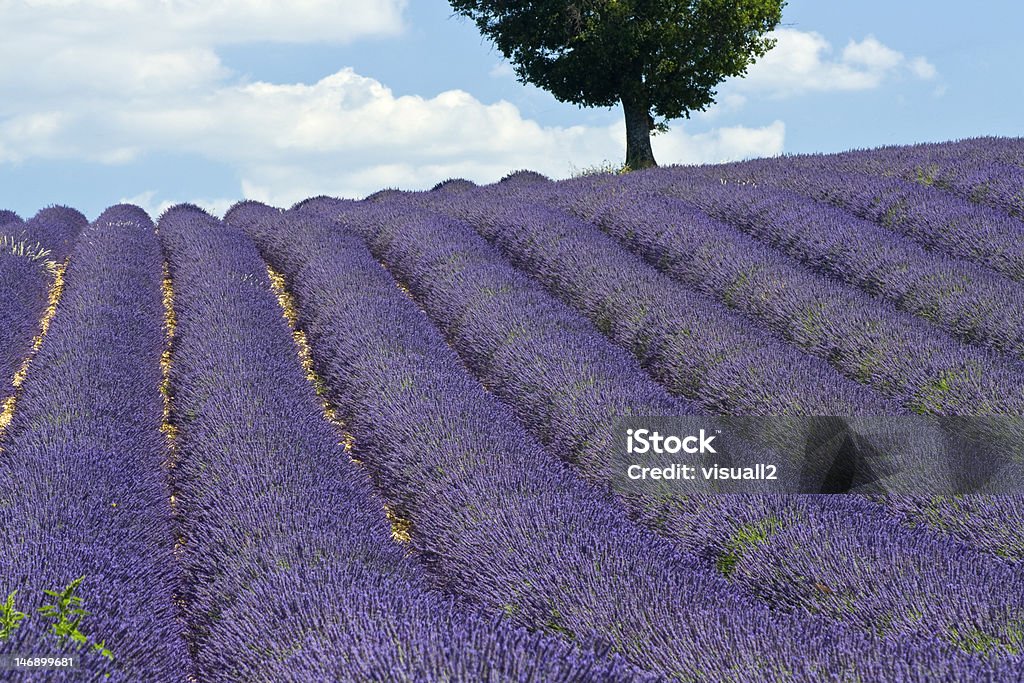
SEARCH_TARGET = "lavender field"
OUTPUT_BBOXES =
[2,137,1024,681]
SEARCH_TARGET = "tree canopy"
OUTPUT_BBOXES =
[449,0,786,169]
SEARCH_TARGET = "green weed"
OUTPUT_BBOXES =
[0,591,26,640]
[37,576,115,663]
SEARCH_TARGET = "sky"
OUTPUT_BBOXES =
[0,1,1020,219]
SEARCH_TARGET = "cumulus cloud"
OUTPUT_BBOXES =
[233,125,786,209]
[737,29,937,97]
[0,0,407,47]
[0,0,404,107]
[120,190,236,220]
[656,121,785,165]
[118,70,785,207]
[909,57,938,80]
[0,113,68,163]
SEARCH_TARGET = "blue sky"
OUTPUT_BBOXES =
[0,1,1020,219]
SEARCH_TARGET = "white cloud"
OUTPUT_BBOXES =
[656,121,786,165]
[0,0,783,207]
[111,70,785,207]
[737,29,938,96]
[0,0,405,104]
[120,191,236,220]
[909,56,938,80]
[0,0,407,46]
[841,36,904,71]
[489,62,516,79]
[0,113,67,162]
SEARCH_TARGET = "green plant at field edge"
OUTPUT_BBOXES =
[0,590,27,640]
[37,576,115,663]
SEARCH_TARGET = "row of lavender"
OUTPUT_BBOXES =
[158,203,643,681]
[0,206,189,680]
[234,201,1014,679]
[675,137,1024,220]
[825,137,1024,219]
[693,155,1024,282]
[0,207,82,262]
[0,208,85,426]
[294,195,1024,659]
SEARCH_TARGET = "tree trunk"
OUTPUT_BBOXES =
[621,89,657,170]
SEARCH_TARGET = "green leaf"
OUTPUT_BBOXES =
[0,590,27,640]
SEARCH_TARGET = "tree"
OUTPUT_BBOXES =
[449,0,785,170]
